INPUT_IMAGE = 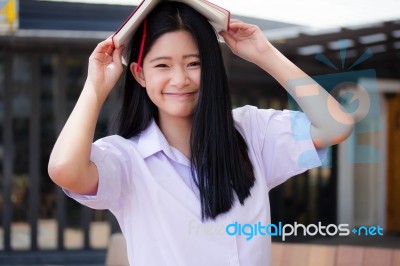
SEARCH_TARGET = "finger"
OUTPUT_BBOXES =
[113,46,124,65]
[95,38,114,54]
[220,29,240,42]
[218,31,235,50]
[229,22,252,32]
[105,45,114,57]
[227,24,245,35]
[229,19,247,27]
[218,30,228,41]
[229,19,245,32]
[230,20,257,32]
[229,18,243,23]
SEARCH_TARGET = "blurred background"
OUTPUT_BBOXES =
[0,0,399,265]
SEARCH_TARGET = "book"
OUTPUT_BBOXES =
[112,0,230,65]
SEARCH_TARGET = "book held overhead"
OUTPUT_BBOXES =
[112,0,230,65]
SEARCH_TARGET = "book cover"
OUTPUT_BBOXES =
[112,0,230,65]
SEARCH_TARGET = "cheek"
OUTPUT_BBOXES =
[144,78,165,97]
[189,70,201,87]
[145,86,160,103]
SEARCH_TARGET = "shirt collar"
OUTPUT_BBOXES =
[136,120,191,166]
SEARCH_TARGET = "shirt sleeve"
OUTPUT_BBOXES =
[63,135,134,211]
[234,105,327,190]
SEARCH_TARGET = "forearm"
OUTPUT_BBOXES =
[256,44,354,148]
[48,80,105,191]
[48,38,123,193]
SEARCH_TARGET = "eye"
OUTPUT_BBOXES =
[154,63,168,68]
[188,61,201,67]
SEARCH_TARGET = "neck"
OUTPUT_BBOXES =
[158,114,192,159]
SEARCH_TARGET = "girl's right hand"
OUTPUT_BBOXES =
[86,37,124,102]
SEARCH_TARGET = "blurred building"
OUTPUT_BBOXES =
[0,0,399,264]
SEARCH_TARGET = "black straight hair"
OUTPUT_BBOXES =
[114,2,255,220]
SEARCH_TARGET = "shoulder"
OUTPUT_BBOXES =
[233,104,300,121]
[233,105,310,140]
[92,135,140,159]
[94,135,138,148]
[233,105,285,134]
[93,120,163,160]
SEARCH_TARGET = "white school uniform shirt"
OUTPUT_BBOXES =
[65,105,326,266]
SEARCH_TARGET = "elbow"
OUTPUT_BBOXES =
[312,115,355,149]
[48,158,97,195]
[339,113,355,140]
[330,114,355,145]
[48,160,78,190]
[48,161,63,185]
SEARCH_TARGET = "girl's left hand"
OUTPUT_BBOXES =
[219,19,272,65]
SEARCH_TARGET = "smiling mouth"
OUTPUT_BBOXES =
[164,92,198,96]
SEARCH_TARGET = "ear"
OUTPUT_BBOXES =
[130,62,146,87]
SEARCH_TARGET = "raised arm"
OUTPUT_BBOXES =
[48,38,124,194]
[220,19,354,149]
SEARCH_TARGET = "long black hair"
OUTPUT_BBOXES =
[114,2,255,220]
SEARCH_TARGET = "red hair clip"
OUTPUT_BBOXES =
[136,18,147,72]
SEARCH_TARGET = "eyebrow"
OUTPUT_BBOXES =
[149,54,200,63]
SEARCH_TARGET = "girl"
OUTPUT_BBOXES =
[48,2,354,265]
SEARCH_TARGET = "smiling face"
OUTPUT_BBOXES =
[131,30,201,123]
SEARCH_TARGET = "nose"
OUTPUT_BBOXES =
[170,67,189,88]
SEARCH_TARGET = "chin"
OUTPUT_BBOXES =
[159,107,194,120]
[171,109,195,118]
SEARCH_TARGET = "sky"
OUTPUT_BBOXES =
[44,0,400,29]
